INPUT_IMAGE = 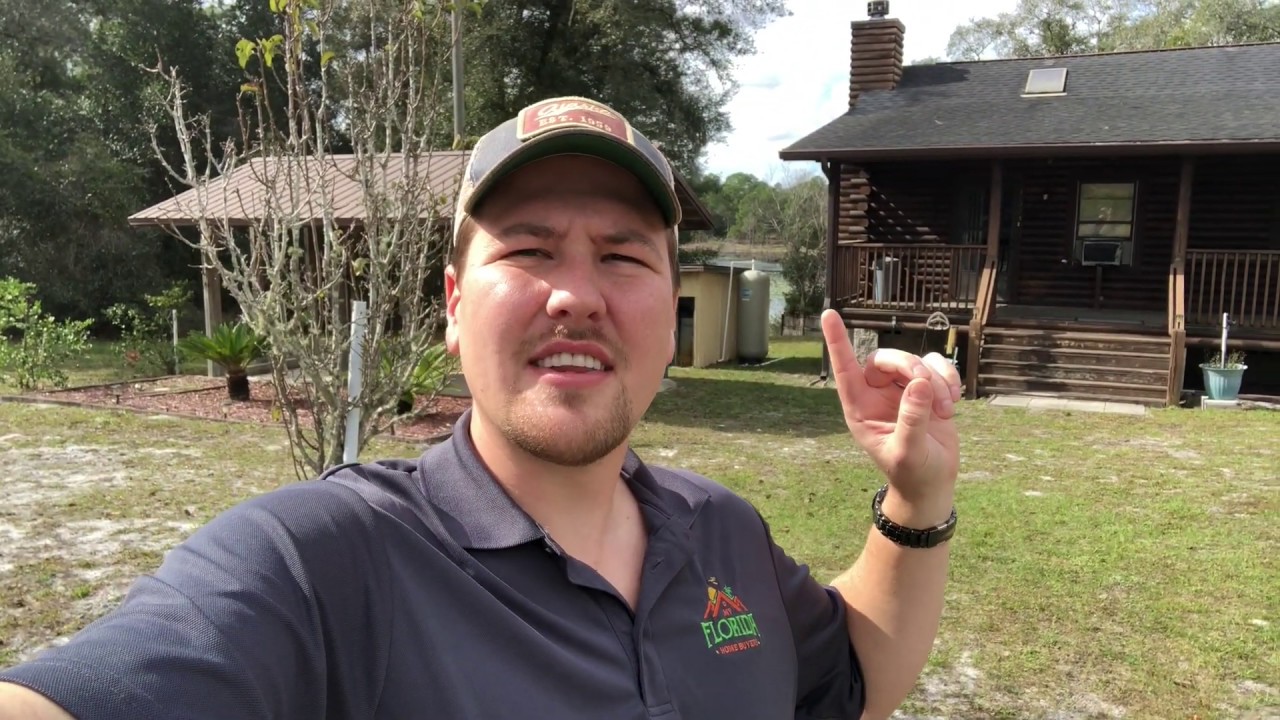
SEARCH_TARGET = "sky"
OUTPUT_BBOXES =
[701,0,1021,181]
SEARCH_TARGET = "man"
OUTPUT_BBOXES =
[0,96,961,719]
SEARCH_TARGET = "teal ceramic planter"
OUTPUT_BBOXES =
[1200,364,1247,401]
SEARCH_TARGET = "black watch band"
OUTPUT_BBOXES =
[871,484,957,549]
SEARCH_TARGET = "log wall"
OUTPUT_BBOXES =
[1189,156,1280,251]
[1009,157,1177,311]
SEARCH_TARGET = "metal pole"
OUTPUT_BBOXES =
[451,8,465,146]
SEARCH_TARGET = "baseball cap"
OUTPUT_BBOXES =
[453,96,682,244]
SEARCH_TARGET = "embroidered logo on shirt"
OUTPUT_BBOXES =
[700,577,762,655]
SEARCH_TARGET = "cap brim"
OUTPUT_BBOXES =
[461,131,681,227]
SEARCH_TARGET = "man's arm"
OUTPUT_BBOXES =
[0,479,390,720]
[0,681,75,720]
[818,309,962,720]
[831,486,952,720]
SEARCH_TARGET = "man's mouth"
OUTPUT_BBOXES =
[533,353,607,372]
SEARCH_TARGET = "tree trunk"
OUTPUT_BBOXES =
[226,371,250,401]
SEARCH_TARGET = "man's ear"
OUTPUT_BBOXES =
[444,264,461,356]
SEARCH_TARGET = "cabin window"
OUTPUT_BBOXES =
[1074,182,1136,266]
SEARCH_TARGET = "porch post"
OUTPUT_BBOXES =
[965,159,1002,399]
[1172,157,1194,264]
[820,160,839,382]
[1167,156,1195,405]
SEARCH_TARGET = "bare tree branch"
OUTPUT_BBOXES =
[147,0,470,478]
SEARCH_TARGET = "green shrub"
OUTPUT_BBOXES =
[0,278,92,391]
[104,282,195,377]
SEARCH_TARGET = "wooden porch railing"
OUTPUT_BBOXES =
[1185,249,1280,330]
[831,243,988,313]
[1166,261,1187,405]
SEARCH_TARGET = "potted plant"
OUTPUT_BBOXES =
[178,322,267,401]
[1199,348,1248,401]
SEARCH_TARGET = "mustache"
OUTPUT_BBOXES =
[520,324,624,365]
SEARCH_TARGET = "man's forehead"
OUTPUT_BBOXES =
[474,171,666,226]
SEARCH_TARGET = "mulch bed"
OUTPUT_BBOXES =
[24,375,470,442]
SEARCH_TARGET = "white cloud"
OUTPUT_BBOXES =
[701,0,1021,180]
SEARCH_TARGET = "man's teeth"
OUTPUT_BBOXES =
[536,353,604,371]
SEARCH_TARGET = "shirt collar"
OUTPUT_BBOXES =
[416,408,709,550]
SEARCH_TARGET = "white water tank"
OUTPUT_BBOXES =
[737,267,770,363]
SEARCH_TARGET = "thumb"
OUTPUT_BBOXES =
[893,377,934,453]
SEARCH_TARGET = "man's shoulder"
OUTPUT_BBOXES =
[644,462,764,522]
[207,457,424,541]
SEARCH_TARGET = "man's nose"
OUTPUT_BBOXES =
[544,254,606,321]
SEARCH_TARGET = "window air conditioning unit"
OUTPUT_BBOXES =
[1080,239,1124,267]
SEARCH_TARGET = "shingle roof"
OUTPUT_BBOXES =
[780,42,1280,161]
[128,152,469,228]
[128,150,717,232]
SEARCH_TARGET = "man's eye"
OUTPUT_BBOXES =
[605,254,645,265]
[509,248,549,258]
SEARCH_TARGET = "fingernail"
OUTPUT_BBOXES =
[913,366,931,379]
[908,381,931,400]
[951,385,962,402]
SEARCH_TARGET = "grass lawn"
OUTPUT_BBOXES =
[1,337,1277,718]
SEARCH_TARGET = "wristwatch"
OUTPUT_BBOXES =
[871,484,957,549]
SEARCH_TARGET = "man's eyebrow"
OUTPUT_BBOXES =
[602,230,660,254]
[497,222,557,239]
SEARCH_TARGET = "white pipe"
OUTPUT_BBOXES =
[1220,312,1229,366]
[343,300,368,464]
[721,266,734,363]
[171,309,179,374]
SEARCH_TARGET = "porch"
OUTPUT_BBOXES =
[827,153,1280,404]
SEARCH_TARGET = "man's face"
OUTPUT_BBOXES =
[444,154,677,467]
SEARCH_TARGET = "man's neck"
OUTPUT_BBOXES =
[467,411,636,557]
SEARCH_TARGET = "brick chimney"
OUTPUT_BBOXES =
[849,1,905,109]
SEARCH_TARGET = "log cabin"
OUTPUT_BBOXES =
[780,2,1280,406]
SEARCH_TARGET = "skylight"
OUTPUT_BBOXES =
[1024,67,1068,96]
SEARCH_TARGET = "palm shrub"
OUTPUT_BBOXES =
[394,345,453,415]
[177,322,267,401]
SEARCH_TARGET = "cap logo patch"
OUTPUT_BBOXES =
[517,97,634,145]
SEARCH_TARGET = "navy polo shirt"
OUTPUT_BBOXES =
[1,410,864,719]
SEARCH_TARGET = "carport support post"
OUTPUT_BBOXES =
[201,249,224,378]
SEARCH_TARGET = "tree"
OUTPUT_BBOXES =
[151,0,466,478]
[947,0,1280,60]
[0,0,241,322]
[946,0,1123,60]
[733,172,827,316]
[456,0,790,174]
[1113,0,1280,48]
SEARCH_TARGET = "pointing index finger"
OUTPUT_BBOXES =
[820,309,866,401]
